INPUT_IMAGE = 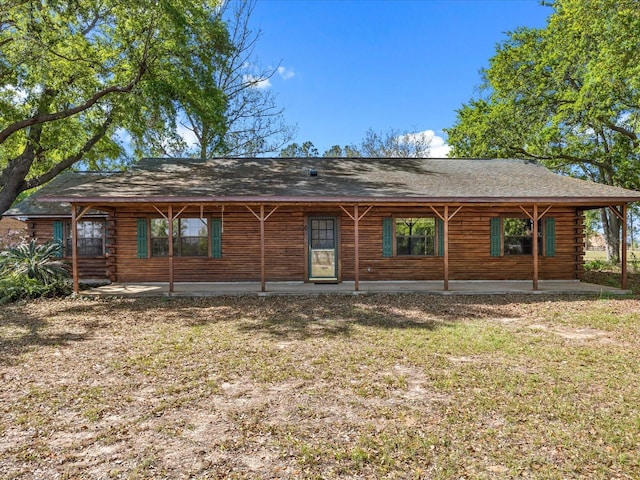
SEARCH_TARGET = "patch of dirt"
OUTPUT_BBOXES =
[1,294,639,479]
[528,323,609,341]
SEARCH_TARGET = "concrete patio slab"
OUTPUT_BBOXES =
[80,280,632,297]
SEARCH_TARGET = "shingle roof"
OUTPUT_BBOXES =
[4,172,110,217]
[6,158,640,216]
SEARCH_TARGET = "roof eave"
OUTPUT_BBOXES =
[41,195,640,206]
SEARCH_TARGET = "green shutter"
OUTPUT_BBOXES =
[382,217,393,257]
[545,217,556,257]
[53,221,64,258]
[490,217,501,257]
[137,219,148,258]
[211,217,222,258]
[437,218,444,257]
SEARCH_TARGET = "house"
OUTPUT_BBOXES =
[5,157,640,292]
[0,216,27,249]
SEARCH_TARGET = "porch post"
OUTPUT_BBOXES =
[443,205,449,291]
[532,204,539,291]
[260,204,266,292]
[622,203,628,290]
[71,204,79,294]
[354,205,360,291]
[168,205,174,293]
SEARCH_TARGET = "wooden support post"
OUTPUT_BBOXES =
[429,205,462,292]
[533,204,539,291]
[71,205,79,294]
[260,204,266,292]
[622,204,628,290]
[246,205,278,293]
[339,205,372,292]
[443,205,449,291]
[168,205,174,293]
[354,205,360,291]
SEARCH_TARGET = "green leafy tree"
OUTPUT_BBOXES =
[284,127,432,159]
[445,0,640,262]
[279,141,319,158]
[322,144,361,158]
[0,0,230,215]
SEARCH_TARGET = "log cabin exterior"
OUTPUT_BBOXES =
[5,157,640,292]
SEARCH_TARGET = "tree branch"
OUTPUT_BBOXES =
[23,115,114,191]
[0,61,146,146]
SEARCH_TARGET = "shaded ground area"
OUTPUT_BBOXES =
[584,269,640,295]
[1,294,639,479]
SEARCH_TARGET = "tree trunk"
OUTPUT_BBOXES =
[601,208,621,264]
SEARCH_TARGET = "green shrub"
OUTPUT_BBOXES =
[0,274,72,304]
[584,258,610,271]
[0,240,71,304]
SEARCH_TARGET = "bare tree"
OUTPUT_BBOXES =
[359,128,432,158]
[181,0,295,158]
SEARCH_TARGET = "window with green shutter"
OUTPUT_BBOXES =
[53,221,64,257]
[545,217,556,257]
[382,217,393,257]
[137,218,148,258]
[437,218,444,257]
[490,216,555,257]
[490,217,501,257]
[210,217,222,258]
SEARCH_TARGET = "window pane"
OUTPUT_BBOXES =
[311,219,334,249]
[151,219,169,238]
[395,218,435,256]
[70,220,105,257]
[177,218,208,256]
[503,218,540,256]
[151,238,170,257]
[151,217,210,257]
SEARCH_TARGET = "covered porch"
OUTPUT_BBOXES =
[81,279,631,297]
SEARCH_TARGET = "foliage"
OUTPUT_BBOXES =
[358,128,432,158]
[281,127,432,158]
[0,239,71,303]
[0,0,231,214]
[160,0,294,158]
[444,0,640,262]
[583,258,609,272]
[279,141,320,158]
[0,239,69,284]
[0,273,71,304]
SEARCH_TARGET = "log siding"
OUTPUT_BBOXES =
[99,204,583,283]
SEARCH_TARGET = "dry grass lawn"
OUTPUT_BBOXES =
[1,294,640,479]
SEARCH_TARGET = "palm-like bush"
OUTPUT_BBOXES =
[0,239,69,284]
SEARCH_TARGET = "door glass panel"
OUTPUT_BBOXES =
[310,218,337,279]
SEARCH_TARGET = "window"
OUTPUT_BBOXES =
[395,217,436,256]
[64,220,105,257]
[491,217,555,257]
[150,218,208,257]
[503,218,538,255]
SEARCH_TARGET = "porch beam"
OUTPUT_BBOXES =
[339,205,373,292]
[443,205,449,291]
[168,205,174,293]
[429,205,462,291]
[71,204,79,294]
[75,205,95,222]
[246,204,279,292]
[533,204,539,291]
[621,204,628,290]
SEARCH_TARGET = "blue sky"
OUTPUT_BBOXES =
[249,0,552,156]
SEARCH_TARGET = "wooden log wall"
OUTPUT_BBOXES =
[111,204,585,283]
[29,218,108,279]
